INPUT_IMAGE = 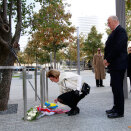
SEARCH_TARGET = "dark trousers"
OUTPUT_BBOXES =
[96,79,103,86]
[110,69,125,115]
[57,90,85,109]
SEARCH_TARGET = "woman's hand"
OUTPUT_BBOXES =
[54,99,58,103]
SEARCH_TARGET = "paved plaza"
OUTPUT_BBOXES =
[0,70,131,131]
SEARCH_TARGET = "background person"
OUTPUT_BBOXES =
[104,16,128,118]
[46,69,90,116]
[93,48,105,87]
[127,46,131,92]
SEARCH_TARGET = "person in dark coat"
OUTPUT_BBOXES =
[104,16,128,118]
[127,46,131,92]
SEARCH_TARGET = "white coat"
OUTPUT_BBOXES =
[57,72,82,94]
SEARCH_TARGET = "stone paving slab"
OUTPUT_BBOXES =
[1,92,131,131]
[0,104,18,115]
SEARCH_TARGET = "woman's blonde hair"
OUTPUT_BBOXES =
[46,69,60,78]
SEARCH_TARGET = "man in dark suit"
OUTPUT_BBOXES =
[104,16,128,118]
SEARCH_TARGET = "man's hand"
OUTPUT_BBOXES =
[103,59,110,67]
[54,99,58,103]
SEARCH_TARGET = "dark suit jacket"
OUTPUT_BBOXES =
[104,25,128,70]
[127,53,131,77]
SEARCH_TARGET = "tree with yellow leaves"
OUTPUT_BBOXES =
[31,0,75,68]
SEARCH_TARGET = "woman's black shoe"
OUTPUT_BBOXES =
[81,83,90,95]
[68,107,80,116]
[65,111,69,114]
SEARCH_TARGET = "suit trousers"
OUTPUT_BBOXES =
[110,69,126,115]
[57,90,85,109]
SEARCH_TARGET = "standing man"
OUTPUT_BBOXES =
[104,16,128,118]
[93,48,105,87]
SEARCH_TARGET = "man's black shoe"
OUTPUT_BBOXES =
[106,108,115,114]
[107,113,124,118]
[81,83,90,95]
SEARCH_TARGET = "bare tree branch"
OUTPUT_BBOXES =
[0,36,9,48]
[0,9,3,23]
[12,0,22,43]
[0,23,10,33]
[3,0,7,23]
[9,0,13,41]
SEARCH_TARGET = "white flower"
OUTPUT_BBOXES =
[27,116,32,120]
[28,111,33,116]
[26,107,39,121]
[30,113,36,117]
[33,110,37,113]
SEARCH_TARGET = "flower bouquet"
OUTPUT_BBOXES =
[26,105,55,121]
[25,101,69,121]
[26,107,40,121]
[26,101,58,121]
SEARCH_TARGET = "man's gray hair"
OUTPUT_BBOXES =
[109,16,119,21]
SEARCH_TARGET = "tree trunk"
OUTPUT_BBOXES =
[53,47,56,69]
[0,49,15,111]
[53,51,56,69]
[0,69,13,110]
[0,0,21,111]
[0,17,16,111]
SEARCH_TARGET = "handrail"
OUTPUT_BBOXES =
[0,66,24,69]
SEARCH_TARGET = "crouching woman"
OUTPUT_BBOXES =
[46,69,90,116]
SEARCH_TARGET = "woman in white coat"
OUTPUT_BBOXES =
[46,69,90,116]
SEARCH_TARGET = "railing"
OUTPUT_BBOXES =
[0,66,48,120]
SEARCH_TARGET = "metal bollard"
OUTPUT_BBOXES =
[40,69,44,108]
[43,70,46,103]
[23,67,27,120]
[46,72,48,101]
[40,69,47,108]
[35,67,37,101]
